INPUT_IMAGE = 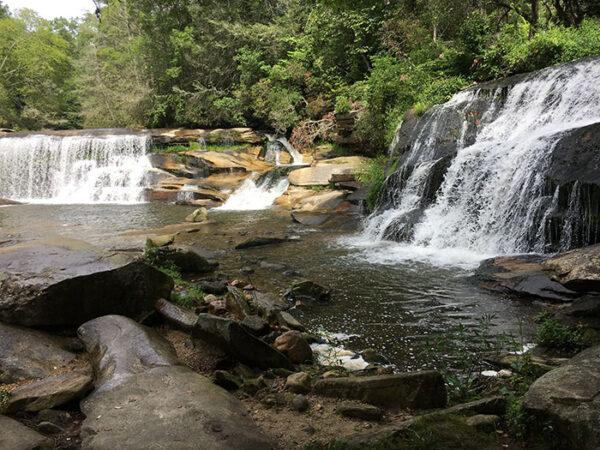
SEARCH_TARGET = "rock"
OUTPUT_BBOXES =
[150,245,217,273]
[285,280,330,303]
[288,157,368,186]
[0,238,173,327]
[522,345,600,449]
[544,244,600,292]
[193,314,292,369]
[235,237,288,249]
[313,372,446,409]
[250,291,291,317]
[241,378,266,396]
[0,415,53,450]
[361,349,390,365]
[224,287,252,320]
[196,279,228,295]
[185,207,208,223]
[145,234,174,247]
[285,372,312,394]
[155,298,198,331]
[241,315,270,336]
[150,128,263,146]
[465,414,500,433]
[77,315,273,450]
[291,395,309,412]
[213,370,241,391]
[259,262,287,271]
[37,421,64,435]
[240,265,255,275]
[5,371,93,414]
[208,298,227,315]
[0,323,76,384]
[279,311,305,331]
[274,331,313,364]
[338,402,384,421]
[443,396,506,417]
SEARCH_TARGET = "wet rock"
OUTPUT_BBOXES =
[313,372,446,409]
[291,395,309,412]
[522,345,600,449]
[235,237,288,250]
[0,238,173,327]
[225,287,252,320]
[240,265,255,275]
[544,244,600,292]
[0,323,76,384]
[0,415,53,449]
[361,349,390,365]
[259,262,287,271]
[249,291,291,321]
[241,315,270,336]
[285,372,312,394]
[185,207,208,223]
[78,315,273,450]
[146,234,174,247]
[274,331,313,364]
[150,245,217,273]
[285,280,330,303]
[155,298,198,331]
[465,414,500,433]
[213,370,241,391]
[5,371,93,414]
[279,311,305,331]
[193,314,292,370]
[338,402,384,421]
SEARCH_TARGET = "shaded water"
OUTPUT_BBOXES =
[0,205,539,370]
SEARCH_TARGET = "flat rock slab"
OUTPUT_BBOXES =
[523,345,600,449]
[6,371,93,413]
[544,244,600,292]
[0,237,173,326]
[0,322,76,384]
[0,415,53,450]
[313,372,446,409]
[78,315,273,450]
[288,157,368,186]
[235,237,288,249]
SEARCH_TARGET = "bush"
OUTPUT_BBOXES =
[535,312,583,353]
[355,156,395,211]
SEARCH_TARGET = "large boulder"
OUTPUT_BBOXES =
[313,372,446,409]
[0,322,76,384]
[288,157,368,186]
[544,244,600,292]
[0,238,173,327]
[148,245,217,273]
[192,314,292,370]
[522,345,600,449]
[0,415,53,450]
[5,371,93,413]
[77,315,273,450]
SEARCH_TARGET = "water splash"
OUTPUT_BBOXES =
[0,131,152,204]
[265,135,304,166]
[218,171,289,211]
[357,57,600,260]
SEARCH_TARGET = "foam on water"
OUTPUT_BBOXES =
[217,172,289,211]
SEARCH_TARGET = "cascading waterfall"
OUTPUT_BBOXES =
[218,171,290,211]
[0,131,152,204]
[265,135,304,166]
[359,57,600,260]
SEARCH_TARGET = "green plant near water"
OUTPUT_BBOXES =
[355,156,397,212]
[535,311,583,353]
[0,389,10,414]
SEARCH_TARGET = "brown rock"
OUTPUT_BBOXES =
[274,331,313,363]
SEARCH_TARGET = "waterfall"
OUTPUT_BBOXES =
[360,57,600,259]
[265,135,304,166]
[218,171,290,211]
[0,131,152,204]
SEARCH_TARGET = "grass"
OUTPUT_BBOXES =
[535,311,584,354]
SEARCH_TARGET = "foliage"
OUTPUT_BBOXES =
[0,388,9,413]
[355,156,395,212]
[535,311,584,353]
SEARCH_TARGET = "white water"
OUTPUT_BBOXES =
[265,135,304,166]
[0,132,152,204]
[218,172,289,211]
[354,58,600,263]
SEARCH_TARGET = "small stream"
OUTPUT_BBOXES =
[0,204,540,370]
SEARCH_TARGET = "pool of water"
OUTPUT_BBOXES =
[0,204,540,370]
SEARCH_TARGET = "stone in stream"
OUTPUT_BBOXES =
[185,207,208,223]
[193,313,292,370]
[544,244,600,292]
[5,371,93,414]
[273,331,313,364]
[77,315,273,450]
[278,311,305,331]
[0,237,173,327]
[0,415,54,450]
[284,280,330,303]
[149,245,218,273]
[145,234,174,247]
[522,344,600,449]
[0,322,77,384]
[313,372,447,409]
[235,237,288,249]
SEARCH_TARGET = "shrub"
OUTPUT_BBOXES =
[535,312,583,353]
[355,156,395,211]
